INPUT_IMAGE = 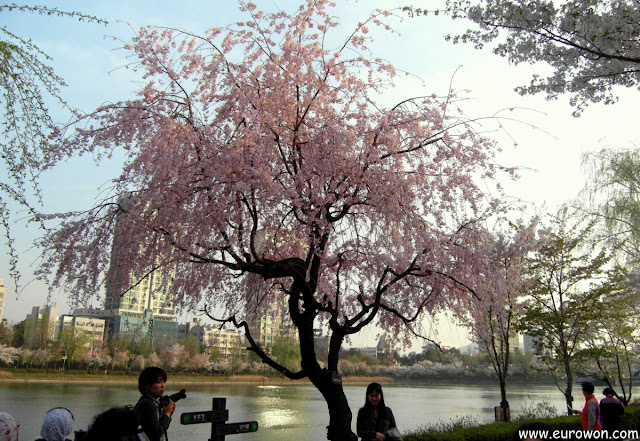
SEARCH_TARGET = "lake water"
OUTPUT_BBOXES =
[0,380,568,440]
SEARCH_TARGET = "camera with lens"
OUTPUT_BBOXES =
[159,388,187,407]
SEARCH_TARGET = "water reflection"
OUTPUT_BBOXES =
[253,386,300,429]
[0,381,567,441]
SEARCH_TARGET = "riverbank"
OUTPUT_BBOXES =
[0,367,557,386]
[0,368,392,386]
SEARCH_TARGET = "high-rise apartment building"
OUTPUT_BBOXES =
[244,230,299,348]
[23,305,58,348]
[103,269,178,346]
[102,193,179,346]
[245,284,297,348]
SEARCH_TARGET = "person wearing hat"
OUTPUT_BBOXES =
[600,387,624,433]
[37,407,75,441]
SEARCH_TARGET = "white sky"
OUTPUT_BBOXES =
[1,0,638,350]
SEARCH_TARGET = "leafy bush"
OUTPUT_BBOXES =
[405,420,519,441]
[405,407,640,441]
[513,398,559,421]
[404,415,581,441]
[406,415,481,435]
[622,405,640,431]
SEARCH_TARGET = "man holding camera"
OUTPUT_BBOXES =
[135,367,176,441]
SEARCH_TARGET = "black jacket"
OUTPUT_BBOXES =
[356,406,396,441]
[134,395,171,441]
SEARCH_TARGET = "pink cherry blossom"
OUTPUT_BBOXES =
[36,1,515,439]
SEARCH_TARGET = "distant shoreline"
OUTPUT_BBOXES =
[0,369,557,387]
[0,370,393,386]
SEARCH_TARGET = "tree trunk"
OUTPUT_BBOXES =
[308,369,356,441]
[564,361,574,415]
[499,381,510,422]
[287,259,358,441]
[295,302,357,440]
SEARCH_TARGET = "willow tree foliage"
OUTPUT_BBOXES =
[0,4,106,286]
[577,147,640,402]
[520,208,616,414]
[581,147,640,267]
[406,0,640,116]
[578,271,639,406]
[35,1,512,439]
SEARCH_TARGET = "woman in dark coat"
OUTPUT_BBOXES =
[356,383,399,441]
[134,367,175,441]
[600,387,624,433]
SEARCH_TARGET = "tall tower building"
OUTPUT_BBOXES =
[24,305,58,348]
[104,270,178,346]
[102,193,178,346]
[244,230,299,348]
[245,277,297,348]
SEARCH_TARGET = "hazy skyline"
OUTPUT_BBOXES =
[1,0,637,349]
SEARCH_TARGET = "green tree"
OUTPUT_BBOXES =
[182,334,202,357]
[408,0,640,116]
[510,347,534,377]
[23,312,53,349]
[10,321,23,347]
[109,336,129,358]
[578,268,640,405]
[52,327,90,369]
[271,337,300,371]
[0,4,106,286]
[520,208,615,414]
[0,321,12,345]
[421,344,460,365]
[130,337,154,358]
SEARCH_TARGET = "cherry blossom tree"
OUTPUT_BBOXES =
[406,0,640,116]
[36,1,513,439]
[0,345,19,365]
[160,343,188,370]
[187,353,212,373]
[146,352,161,369]
[132,354,146,371]
[461,218,538,421]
